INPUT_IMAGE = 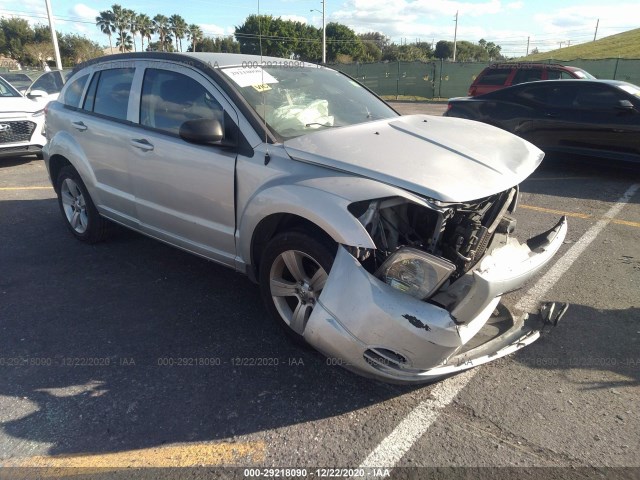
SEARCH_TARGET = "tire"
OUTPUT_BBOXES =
[259,231,336,344]
[56,165,108,244]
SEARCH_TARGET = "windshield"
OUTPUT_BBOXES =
[0,77,21,97]
[222,64,398,140]
[572,68,595,79]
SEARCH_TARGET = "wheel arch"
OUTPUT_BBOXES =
[239,184,377,282]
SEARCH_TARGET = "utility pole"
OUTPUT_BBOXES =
[452,10,458,62]
[593,19,599,42]
[526,36,530,56]
[311,1,326,63]
[558,41,564,49]
[322,0,326,64]
[44,0,62,70]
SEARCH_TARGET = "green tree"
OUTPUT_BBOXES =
[0,17,35,63]
[434,40,453,59]
[58,34,103,65]
[137,14,154,52]
[95,10,115,53]
[110,4,130,52]
[325,22,364,62]
[153,14,170,52]
[124,9,138,51]
[196,36,241,53]
[186,24,203,52]
[170,14,188,52]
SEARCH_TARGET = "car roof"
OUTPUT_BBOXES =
[72,51,315,74]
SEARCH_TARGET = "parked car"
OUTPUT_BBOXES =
[0,72,34,92]
[44,52,568,383]
[468,63,594,96]
[23,69,70,102]
[446,79,640,166]
[0,75,46,158]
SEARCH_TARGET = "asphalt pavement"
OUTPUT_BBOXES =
[0,103,639,479]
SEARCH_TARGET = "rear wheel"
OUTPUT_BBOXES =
[56,165,108,243]
[259,232,335,343]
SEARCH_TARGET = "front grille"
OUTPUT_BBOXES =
[0,121,36,145]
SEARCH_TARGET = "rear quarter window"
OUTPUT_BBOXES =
[62,74,89,107]
[476,68,512,86]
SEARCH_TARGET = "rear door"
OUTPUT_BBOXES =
[126,62,239,266]
[59,65,139,227]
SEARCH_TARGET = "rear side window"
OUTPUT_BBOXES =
[547,70,574,80]
[62,74,89,107]
[573,85,625,109]
[512,68,543,85]
[476,68,511,86]
[92,68,135,121]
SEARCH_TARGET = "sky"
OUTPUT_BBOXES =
[1,0,639,57]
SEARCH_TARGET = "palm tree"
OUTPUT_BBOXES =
[125,9,138,52]
[111,4,129,52]
[170,14,188,52]
[186,24,203,52]
[153,14,170,52]
[116,33,133,53]
[95,10,116,53]
[137,14,154,52]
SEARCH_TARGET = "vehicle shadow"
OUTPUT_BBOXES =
[520,157,640,204]
[0,198,418,456]
[0,155,40,169]
[511,303,639,389]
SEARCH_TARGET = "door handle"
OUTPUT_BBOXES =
[545,113,558,118]
[130,139,154,152]
[72,121,87,132]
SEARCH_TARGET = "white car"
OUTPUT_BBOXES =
[0,76,47,158]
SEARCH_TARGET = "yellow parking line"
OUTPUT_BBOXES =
[0,186,53,190]
[3,441,266,469]
[611,218,640,228]
[519,204,592,219]
[520,204,640,229]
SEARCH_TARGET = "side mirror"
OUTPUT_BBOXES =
[179,118,225,145]
[617,99,635,110]
[27,89,48,99]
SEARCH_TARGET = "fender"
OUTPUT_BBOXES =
[236,175,437,269]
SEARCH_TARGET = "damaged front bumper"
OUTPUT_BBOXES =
[304,216,568,383]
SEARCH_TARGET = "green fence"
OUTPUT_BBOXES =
[334,58,640,99]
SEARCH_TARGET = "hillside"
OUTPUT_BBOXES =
[520,28,640,61]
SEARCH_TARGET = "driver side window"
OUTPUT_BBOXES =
[140,69,224,136]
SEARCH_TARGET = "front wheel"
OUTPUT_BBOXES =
[56,165,108,243]
[259,232,335,343]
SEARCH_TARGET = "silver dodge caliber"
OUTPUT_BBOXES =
[44,52,568,383]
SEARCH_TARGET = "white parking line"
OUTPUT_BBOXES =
[357,182,640,470]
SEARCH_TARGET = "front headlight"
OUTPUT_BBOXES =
[375,247,456,300]
[32,109,45,117]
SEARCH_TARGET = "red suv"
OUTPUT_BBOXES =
[468,63,594,96]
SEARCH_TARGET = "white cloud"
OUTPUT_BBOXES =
[200,23,234,37]
[280,14,308,24]
[70,3,99,21]
[506,1,524,10]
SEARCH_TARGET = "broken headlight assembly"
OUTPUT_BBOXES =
[375,247,456,300]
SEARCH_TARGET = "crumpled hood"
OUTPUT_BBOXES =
[283,114,544,202]
[0,96,44,116]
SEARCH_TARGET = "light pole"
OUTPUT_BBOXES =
[452,10,458,62]
[44,0,62,69]
[311,0,326,63]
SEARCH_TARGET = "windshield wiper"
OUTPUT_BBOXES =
[304,122,339,128]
